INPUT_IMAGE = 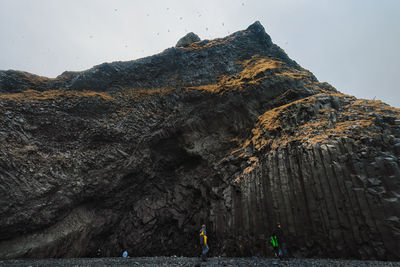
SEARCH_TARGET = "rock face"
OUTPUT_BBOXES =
[0,21,399,260]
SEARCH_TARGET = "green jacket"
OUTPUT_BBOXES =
[270,235,278,248]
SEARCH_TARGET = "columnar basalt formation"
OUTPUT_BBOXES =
[0,21,399,260]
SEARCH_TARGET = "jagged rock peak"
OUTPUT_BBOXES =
[246,20,265,32]
[245,21,272,46]
[175,32,201,47]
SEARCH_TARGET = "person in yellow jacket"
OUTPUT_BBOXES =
[199,224,209,261]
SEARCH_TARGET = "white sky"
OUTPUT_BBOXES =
[0,0,399,107]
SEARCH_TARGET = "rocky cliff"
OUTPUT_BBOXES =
[0,21,399,260]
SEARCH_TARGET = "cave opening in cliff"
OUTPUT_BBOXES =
[151,132,203,173]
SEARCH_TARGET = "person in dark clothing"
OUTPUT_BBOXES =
[269,234,280,257]
[199,224,209,261]
[271,223,288,259]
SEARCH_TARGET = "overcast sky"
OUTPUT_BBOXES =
[0,0,399,107]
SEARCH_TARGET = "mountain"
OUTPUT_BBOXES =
[0,21,399,260]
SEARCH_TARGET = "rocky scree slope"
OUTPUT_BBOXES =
[0,21,399,260]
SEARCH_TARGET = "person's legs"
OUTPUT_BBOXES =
[273,247,279,258]
[278,247,283,260]
[281,243,288,258]
[201,244,209,261]
[279,243,288,259]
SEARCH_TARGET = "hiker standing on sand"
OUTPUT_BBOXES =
[199,224,209,261]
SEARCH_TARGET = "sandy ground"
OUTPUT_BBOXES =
[0,257,399,267]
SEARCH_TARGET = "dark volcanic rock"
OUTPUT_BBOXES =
[175,32,201,47]
[0,21,399,260]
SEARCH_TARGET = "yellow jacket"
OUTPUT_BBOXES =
[200,230,207,245]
